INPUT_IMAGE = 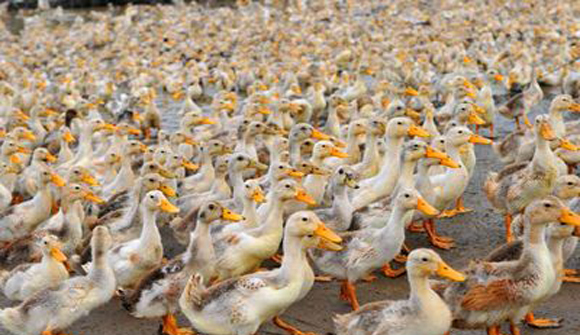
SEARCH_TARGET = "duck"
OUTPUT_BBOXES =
[0,226,116,335]
[351,117,430,210]
[303,140,348,204]
[214,179,316,280]
[333,248,465,335]
[179,211,342,335]
[119,202,242,335]
[0,168,65,243]
[0,234,68,301]
[351,118,386,179]
[108,190,179,288]
[441,196,580,335]
[215,180,266,238]
[16,147,58,199]
[485,115,560,242]
[102,140,147,199]
[309,189,438,310]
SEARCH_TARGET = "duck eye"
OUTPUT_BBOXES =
[285,184,290,188]
[149,178,154,182]
[422,257,428,262]
[208,204,215,210]
[568,182,574,186]
[397,122,402,125]
[278,165,283,169]
[404,194,410,198]
[150,195,155,199]
[302,217,308,221]
[237,156,244,161]
[544,203,552,208]
[338,169,344,174]
[458,131,463,134]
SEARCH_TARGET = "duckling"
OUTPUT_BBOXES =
[0,226,116,335]
[120,202,242,335]
[333,249,465,335]
[288,123,332,165]
[108,190,179,288]
[181,140,229,193]
[485,115,560,242]
[0,234,68,301]
[310,189,438,310]
[441,197,580,335]
[179,211,341,335]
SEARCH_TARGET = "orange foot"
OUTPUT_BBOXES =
[407,221,425,233]
[162,314,197,335]
[382,263,406,278]
[362,274,377,282]
[525,313,562,329]
[273,316,318,335]
[394,253,408,263]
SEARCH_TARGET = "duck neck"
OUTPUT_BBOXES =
[139,207,161,247]
[231,168,246,206]
[241,197,259,228]
[345,129,360,159]
[409,274,436,305]
[532,135,554,172]
[377,134,404,177]
[398,158,418,190]
[547,235,565,273]
[185,220,213,266]
[360,131,378,165]
[549,108,566,138]
[278,235,308,282]
[257,194,284,235]
[88,241,114,283]
[289,139,303,165]
[378,205,408,237]
[523,216,549,258]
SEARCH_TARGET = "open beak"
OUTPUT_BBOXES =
[436,261,466,282]
[81,173,99,186]
[425,146,448,160]
[438,155,460,168]
[182,160,199,171]
[408,124,430,138]
[405,87,419,96]
[311,128,331,140]
[494,74,504,82]
[158,198,180,213]
[345,177,359,189]
[569,103,580,112]
[468,134,492,145]
[50,246,67,263]
[295,188,316,206]
[285,169,305,178]
[315,221,343,251]
[84,191,105,204]
[467,112,485,125]
[63,131,76,143]
[16,110,30,121]
[539,123,556,141]
[251,189,266,203]
[559,139,579,151]
[221,208,244,221]
[559,208,580,226]
[199,117,216,125]
[51,173,66,187]
[330,147,348,158]
[417,196,439,216]
[100,123,118,132]
[45,153,57,163]
[159,185,177,197]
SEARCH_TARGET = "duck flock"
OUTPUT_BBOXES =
[0,0,580,335]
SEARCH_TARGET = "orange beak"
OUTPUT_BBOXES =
[468,134,492,145]
[295,188,316,206]
[408,124,430,138]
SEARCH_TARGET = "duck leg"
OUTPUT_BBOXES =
[407,221,425,232]
[509,321,522,335]
[524,312,562,328]
[339,280,360,310]
[162,314,196,335]
[453,197,473,214]
[490,123,495,139]
[424,219,455,250]
[381,263,406,278]
[273,316,317,335]
[505,214,514,242]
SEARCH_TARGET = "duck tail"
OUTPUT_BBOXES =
[180,273,205,311]
[483,172,499,205]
